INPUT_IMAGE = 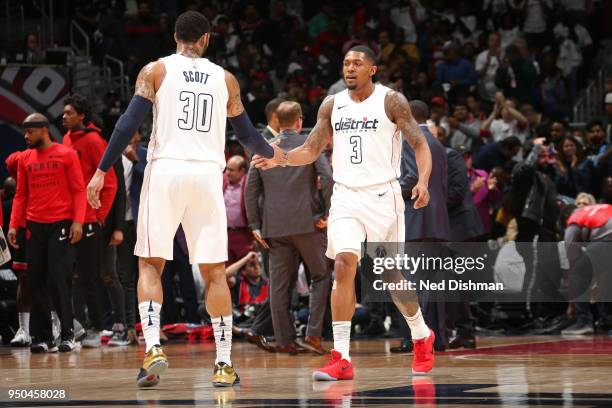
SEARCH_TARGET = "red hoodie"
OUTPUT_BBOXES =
[63,124,117,223]
[5,151,26,228]
[10,143,86,228]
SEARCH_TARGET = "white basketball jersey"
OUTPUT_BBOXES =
[147,54,228,170]
[330,84,401,188]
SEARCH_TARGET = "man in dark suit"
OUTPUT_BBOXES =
[117,131,147,344]
[444,145,483,349]
[390,100,451,353]
[261,97,286,141]
[246,101,333,354]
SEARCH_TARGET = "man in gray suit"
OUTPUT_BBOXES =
[390,100,451,353]
[246,101,333,354]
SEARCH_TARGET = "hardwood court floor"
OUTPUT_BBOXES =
[2,335,612,407]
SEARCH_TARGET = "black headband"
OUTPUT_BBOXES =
[23,120,49,129]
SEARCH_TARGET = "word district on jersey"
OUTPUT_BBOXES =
[334,116,380,132]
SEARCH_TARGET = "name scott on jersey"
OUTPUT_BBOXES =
[334,117,379,132]
[182,70,210,84]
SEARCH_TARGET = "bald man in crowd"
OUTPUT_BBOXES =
[245,101,333,354]
[224,155,251,265]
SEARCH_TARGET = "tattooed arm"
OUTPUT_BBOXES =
[385,90,432,209]
[252,96,334,169]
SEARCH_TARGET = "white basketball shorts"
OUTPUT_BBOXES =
[326,180,405,260]
[135,159,227,264]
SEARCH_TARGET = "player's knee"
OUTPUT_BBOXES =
[334,253,358,283]
[139,257,165,275]
[199,263,225,284]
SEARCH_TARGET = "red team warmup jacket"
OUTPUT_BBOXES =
[10,143,87,228]
[63,124,117,224]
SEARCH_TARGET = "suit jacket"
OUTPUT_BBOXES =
[245,130,333,239]
[446,148,483,241]
[400,125,451,241]
[261,126,278,141]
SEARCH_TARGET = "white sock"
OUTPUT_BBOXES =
[404,308,430,340]
[212,315,232,365]
[332,321,351,361]
[138,300,161,352]
[19,312,30,335]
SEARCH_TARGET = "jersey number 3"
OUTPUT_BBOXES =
[350,135,362,164]
[178,91,214,132]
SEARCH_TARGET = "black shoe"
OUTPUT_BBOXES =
[448,334,476,349]
[390,338,413,353]
[58,337,77,352]
[31,340,58,353]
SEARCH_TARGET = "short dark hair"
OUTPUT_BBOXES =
[264,97,286,121]
[587,119,604,131]
[409,100,429,123]
[500,136,521,149]
[346,45,376,63]
[64,93,91,123]
[175,11,210,42]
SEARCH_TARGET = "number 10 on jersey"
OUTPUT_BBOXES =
[178,91,214,132]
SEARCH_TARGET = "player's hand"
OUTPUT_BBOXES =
[252,229,269,249]
[314,217,328,229]
[252,141,285,170]
[109,229,124,246]
[87,169,106,209]
[411,182,430,209]
[70,222,83,244]
[7,228,18,248]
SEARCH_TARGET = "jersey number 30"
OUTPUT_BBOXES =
[178,91,214,132]
[350,135,362,164]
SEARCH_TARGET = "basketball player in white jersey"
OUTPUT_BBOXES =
[253,45,435,380]
[86,11,283,388]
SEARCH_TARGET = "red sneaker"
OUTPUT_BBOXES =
[312,350,354,381]
[412,329,435,375]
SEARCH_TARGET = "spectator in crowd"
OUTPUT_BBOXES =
[8,114,86,353]
[124,1,162,73]
[495,44,539,105]
[63,94,118,348]
[540,51,572,120]
[512,137,561,319]
[227,251,269,324]
[586,120,610,169]
[391,100,450,353]
[390,0,426,44]
[575,192,596,208]
[458,145,502,236]
[436,42,478,101]
[245,101,332,355]
[475,32,502,103]
[473,135,522,173]
[118,131,147,344]
[223,155,251,265]
[15,33,44,64]
[481,92,529,143]
[308,2,334,39]
[512,0,553,52]
[555,135,595,197]
[446,102,488,152]
[550,120,569,148]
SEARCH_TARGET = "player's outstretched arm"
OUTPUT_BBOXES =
[87,61,162,209]
[225,70,280,160]
[252,96,334,169]
[385,90,432,209]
